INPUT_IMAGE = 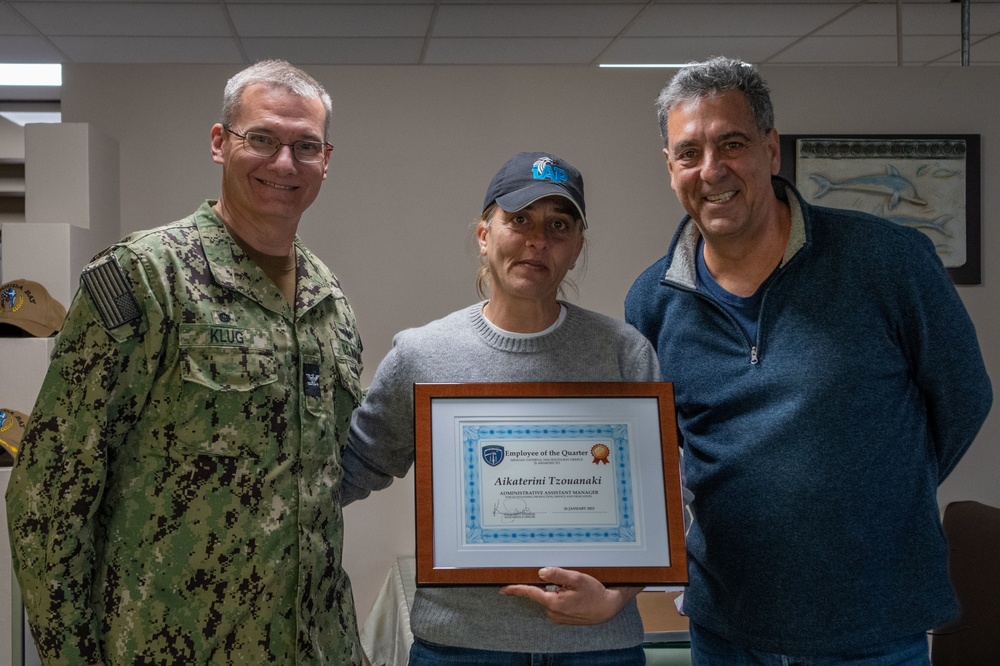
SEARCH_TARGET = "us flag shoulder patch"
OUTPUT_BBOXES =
[81,255,141,330]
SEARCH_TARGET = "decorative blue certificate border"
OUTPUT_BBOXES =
[462,422,636,545]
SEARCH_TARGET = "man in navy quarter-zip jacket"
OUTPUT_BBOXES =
[626,56,992,665]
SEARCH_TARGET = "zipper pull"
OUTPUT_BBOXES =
[750,346,759,365]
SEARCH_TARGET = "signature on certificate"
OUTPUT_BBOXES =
[492,498,537,523]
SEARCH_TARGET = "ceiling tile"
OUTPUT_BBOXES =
[11,2,232,37]
[440,0,636,4]
[0,35,66,62]
[898,35,965,64]
[903,4,962,35]
[956,3,1000,35]
[424,36,612,64]
[768,35,900,64]
[967,34,1000,62]
[627,3,854,37]
[814,4,967,37]
[252,0,434,2]
[229,4,434,38]
[243,37,425,64]
[2,0,999,67]
[246,0,430,3]
[814,5,897,36]
[647,0,868,3]
[599,35,798,65]
[433,4,643,37]
[0,4,38,36]
[51,36,244,63]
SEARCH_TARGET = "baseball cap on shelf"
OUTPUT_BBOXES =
[482,152,587,228]
[0,279,67,337]
[0,407,29,464]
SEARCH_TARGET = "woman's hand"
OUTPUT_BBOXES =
[499,567,643,625]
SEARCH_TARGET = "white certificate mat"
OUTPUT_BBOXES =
[414,382,687,586]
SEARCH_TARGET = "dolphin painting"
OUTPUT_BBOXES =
[809,165,927,210]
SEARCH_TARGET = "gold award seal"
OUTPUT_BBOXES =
[591,443,610,465]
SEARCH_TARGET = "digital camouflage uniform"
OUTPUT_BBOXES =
[6,202,365,666]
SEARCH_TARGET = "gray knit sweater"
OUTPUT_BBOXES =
[342,301,661,653]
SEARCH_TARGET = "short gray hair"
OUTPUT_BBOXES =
[221,59,332,139]
[655,56,774,146]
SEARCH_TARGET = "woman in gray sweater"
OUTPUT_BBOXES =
[341,151,661,665]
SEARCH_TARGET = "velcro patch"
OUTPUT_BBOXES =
[82,256,141,330]
[303,362,321,397]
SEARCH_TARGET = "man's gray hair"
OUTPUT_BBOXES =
[655,56,774,146]
[221,59,333,139]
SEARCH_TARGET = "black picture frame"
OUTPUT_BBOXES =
[779,134,981,285]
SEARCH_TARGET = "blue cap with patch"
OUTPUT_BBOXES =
[482,152,587,228]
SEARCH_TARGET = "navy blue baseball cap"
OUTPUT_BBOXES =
[482,152,587,228]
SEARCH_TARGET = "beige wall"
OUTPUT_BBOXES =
[40,63,1000,621]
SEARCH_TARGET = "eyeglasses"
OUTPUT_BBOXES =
[224,125,332,164]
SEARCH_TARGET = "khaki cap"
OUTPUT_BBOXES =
[0,407,29,458]
[0,279,67,337]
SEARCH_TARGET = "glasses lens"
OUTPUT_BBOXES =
[234,128,328,163]
[293,141,326,163]
[243,132,279,158]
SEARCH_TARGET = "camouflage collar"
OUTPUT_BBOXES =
[194,201,337,317]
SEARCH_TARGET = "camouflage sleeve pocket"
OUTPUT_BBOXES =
[179,324,277,392]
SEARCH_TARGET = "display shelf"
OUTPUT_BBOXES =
[0,339,54,415]
[1,223,73,306]
[1,467,14,666]
[0,160,25,226]
[0,160,25,195]
[25,123,118,231]
[1,222,116,307]
[1,122,118,666]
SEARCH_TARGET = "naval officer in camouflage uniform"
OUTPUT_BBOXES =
[6,60,364,665]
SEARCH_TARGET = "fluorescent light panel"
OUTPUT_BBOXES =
[0,64,62,87]
[599,64,690,68]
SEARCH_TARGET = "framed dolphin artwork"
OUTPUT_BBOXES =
[780,134,981,285]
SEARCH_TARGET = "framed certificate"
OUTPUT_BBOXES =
[414,382,686,586]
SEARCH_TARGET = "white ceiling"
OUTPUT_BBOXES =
[1,0,999,68]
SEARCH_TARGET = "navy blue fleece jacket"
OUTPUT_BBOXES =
[625,178,992,656]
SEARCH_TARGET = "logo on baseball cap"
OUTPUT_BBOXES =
[0,408,29,462]
[0,279,67,338]
[482,152,587,228]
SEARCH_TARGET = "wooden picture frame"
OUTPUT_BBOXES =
[413,381,687,586]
